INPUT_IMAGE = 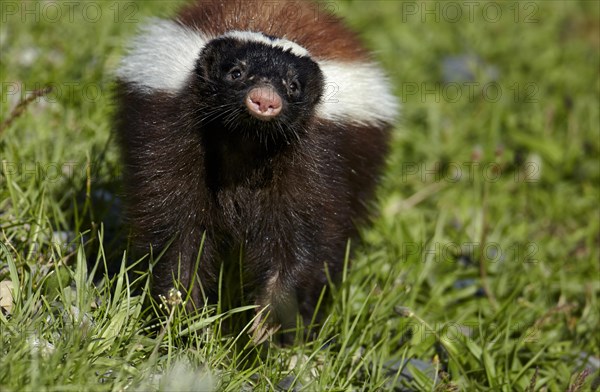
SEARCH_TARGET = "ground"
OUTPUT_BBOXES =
[0,1,598,391]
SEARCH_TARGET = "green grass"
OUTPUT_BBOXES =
[1,0,598,390]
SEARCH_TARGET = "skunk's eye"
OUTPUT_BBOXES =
[227,67,244,81]
[287,80,301,96]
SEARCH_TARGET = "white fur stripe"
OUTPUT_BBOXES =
[116,19,208,92]
[222,31,310,57]
[116,19,399,126]
[316,61,399,126]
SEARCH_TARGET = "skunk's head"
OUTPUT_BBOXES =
[191,32,324,139]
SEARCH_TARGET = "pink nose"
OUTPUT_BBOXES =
[245,87,282,120]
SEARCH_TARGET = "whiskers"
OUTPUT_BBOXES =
[180,92,311,153]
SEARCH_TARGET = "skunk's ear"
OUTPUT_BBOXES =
[195,47,217,80]
[195,39,231,80]
[300,59,325,106]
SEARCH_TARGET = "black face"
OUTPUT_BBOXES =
[191,36,324,141]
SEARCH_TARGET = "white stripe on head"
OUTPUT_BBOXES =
[221,30,310,58]
[315,61,399,126]
[116,19,398,126]
[116,19,208,92]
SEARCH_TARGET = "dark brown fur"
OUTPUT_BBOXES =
[177,0,369,61]
[115,0,391,341]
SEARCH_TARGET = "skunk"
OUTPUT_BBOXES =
[115,0,398,343]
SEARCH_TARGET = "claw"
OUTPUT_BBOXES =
[248,307,281,345]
